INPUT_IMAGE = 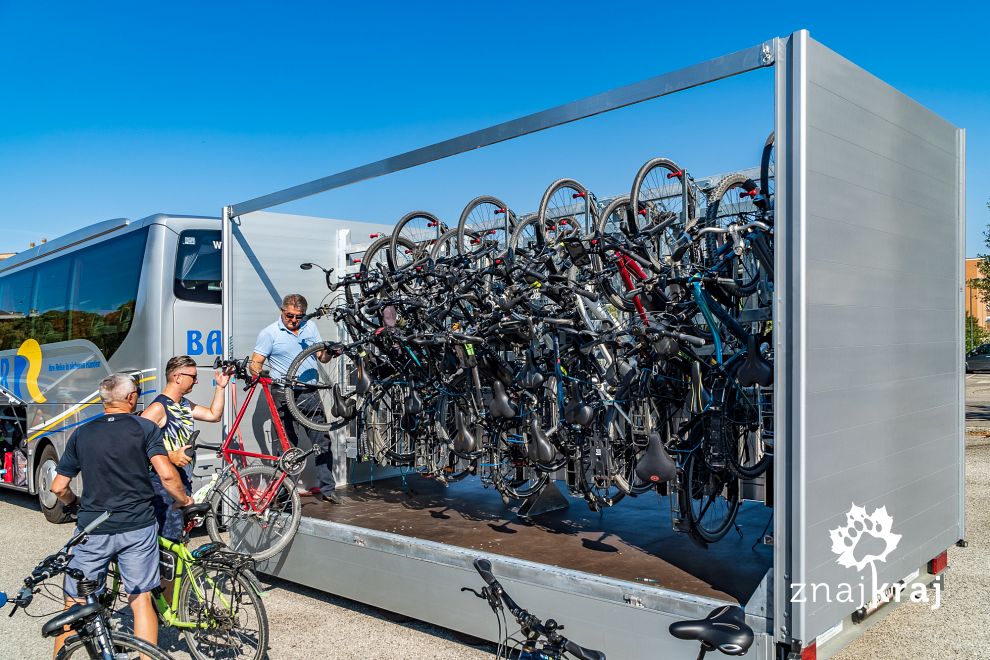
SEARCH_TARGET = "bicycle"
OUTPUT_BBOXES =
[102,503,269,660]
[193,356,317,561]
[0,510,175,659]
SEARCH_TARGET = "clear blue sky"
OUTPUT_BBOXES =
[1,2,987,255]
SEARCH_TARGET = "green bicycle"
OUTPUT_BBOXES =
[103,503,269,660]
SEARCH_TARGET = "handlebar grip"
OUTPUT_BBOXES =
[473,558,496,586]
[675,332,706,348]
[564,639,607,660]
[80,511,111,537]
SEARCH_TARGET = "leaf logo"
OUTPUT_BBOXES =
[829,504,901,572]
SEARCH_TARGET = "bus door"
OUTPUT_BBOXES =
[171,229,223,488]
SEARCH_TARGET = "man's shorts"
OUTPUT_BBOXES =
[64,523,160,598]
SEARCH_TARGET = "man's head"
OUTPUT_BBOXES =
[165,355,198,394]
[280,293,308,332]
[99,373,139,412]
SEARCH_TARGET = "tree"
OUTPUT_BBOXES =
[966,312,990,352]
[972,200,990,306]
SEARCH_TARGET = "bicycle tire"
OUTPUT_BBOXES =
[205,465,301,561]
[703,172,766,287]
[684,450,740,543]
[57,631,175,660]
[283,341,349,433]
[456,195,515,256]
[629,157,693,234]
[389,210,445,268]
[178,562,269,660]
[760,131,774,218]
[591,195,638,312]
[713,373,773,479]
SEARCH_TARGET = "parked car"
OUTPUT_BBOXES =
[966,343,990,373]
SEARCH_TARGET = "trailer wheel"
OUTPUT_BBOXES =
[36,444,73,524]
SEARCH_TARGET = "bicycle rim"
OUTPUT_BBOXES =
[206,465,301,561]
[179,563,270,660]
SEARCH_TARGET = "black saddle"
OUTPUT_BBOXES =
[331,384,357,420]
[736,335,772,388]
[668,605,754,656]
[404,388,423,415]
[42,602,103,638]
[516,351,544,391]
[634,432,676,484]
[563,384,594,427]
[527,415,556,464]
[353,356,372,395]
[453,409,477,454]
[180,502,212,520]
[489,381,517,419]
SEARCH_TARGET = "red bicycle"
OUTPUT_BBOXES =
[192,357,318,561]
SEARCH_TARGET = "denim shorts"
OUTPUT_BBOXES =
[64,523,160,598]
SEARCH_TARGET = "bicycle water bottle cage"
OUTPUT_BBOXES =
[736,335,773,388]
[353,357,371,395]
[527,415,556,464]
[517,352,544,390]
[668,605,754,656]
[404,388,423,415]
[634,432,677,484]
[453,410,477,454]
[489,381,517,419]
[330,384,357,420]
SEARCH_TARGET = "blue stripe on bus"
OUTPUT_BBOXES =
[30,389,159,442]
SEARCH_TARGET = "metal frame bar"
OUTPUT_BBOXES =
[227,40,774,217]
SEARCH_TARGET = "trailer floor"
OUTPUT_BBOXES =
[300,475,773,605]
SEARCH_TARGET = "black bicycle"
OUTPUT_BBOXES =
[0,511,176,659]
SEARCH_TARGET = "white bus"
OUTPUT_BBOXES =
[0,214,224,522]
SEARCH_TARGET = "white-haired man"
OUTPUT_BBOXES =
[50,373,193,656]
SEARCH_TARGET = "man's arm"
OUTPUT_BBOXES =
[50,474,77,507]
[248,352,267,377]
[140,401,167,427]
[192,369,230,423]
[150,455,193,507]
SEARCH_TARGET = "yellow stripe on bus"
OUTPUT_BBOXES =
[25,374,158,442]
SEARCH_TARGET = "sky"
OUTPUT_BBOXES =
[1,1,987,255]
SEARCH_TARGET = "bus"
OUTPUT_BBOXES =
[0,214,224,522]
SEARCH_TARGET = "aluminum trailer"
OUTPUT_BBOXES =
[221,31,964,659]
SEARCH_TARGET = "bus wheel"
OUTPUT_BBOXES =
[36,444,72,524]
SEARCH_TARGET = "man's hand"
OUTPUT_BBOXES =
[172,494,195,509]
[215,368,232,388]
[169,446,193,467]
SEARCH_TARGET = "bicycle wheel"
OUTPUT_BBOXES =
[283,342,360,433]
[683,450,740,543]
[57,631,174,659]
[178,563,269,660]
[359,235,394,296]
[760,132,775,219]
[713,377,772,479]
[703,173,764,278]
[205,465,301,561]
[629,157,693,234]
[537,178,595,236]
[456,195,515,257]
[389,210,445,266]
[591,195,637,311]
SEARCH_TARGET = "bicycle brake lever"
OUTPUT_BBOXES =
[460,587,486,599]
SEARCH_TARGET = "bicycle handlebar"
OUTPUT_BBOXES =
[471,559,605,660]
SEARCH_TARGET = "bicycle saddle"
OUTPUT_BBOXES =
[489,381,518,419]
[180,502,213,520]
[404,388,423,415]
[668,605,754,656]
[634,432,677,484]
[331,384,357,420]
[527,414,557,464]
[42,602,103,638]
[736,335,772,388]
[563,385,594,427]
[516,351,544,390]
[353,356,372,395]
[453,409,477,454]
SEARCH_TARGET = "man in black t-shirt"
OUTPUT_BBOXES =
[49,373,193,656]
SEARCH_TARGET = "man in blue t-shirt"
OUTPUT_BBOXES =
[249,293,339,503]
[49,373,193,656]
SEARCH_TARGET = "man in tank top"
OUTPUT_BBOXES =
[142,355,231,540]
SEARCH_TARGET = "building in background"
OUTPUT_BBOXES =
[966,258,989,338]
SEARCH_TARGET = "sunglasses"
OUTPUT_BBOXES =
[283,311,306,320]
[177,372,199,381]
